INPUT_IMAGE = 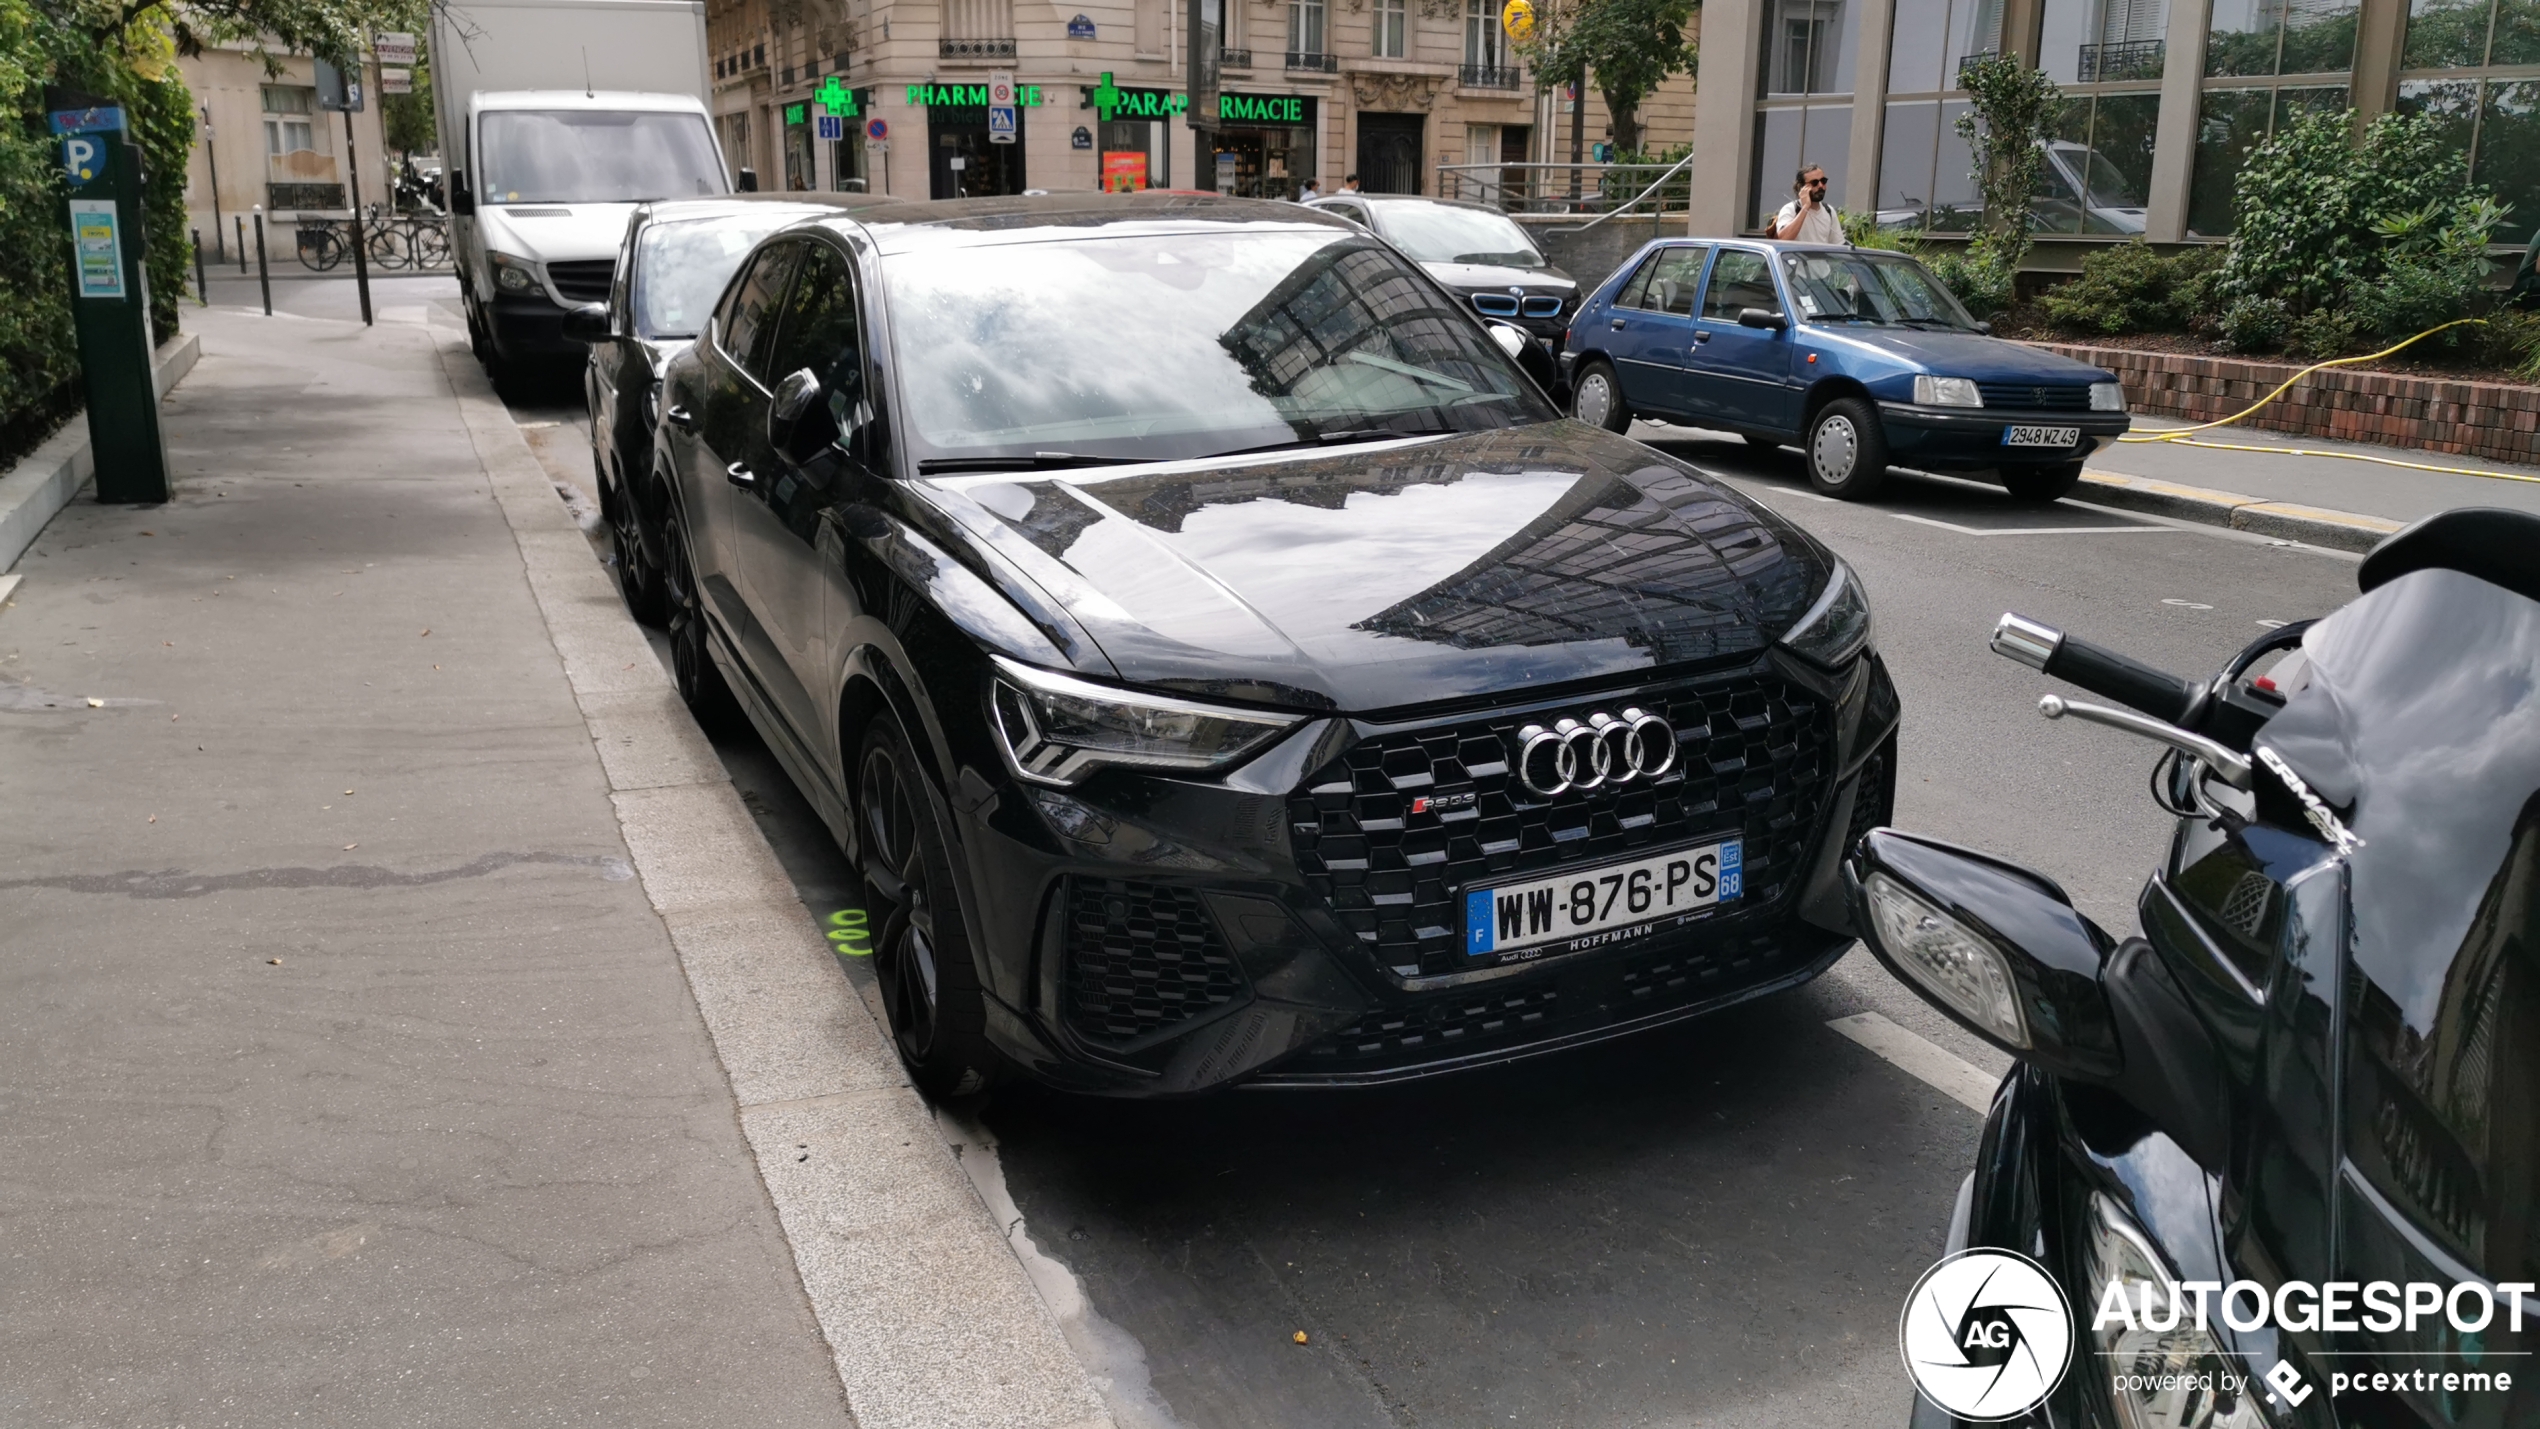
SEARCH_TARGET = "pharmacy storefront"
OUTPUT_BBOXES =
[1082,80,1321,197]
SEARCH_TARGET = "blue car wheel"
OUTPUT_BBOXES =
[1570,361,1631,433]
[1805,397,1891,501]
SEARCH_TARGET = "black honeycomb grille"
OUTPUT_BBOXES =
[546,259,616,304]
[1286,672,1835,979]
[1063,879,1247,1045]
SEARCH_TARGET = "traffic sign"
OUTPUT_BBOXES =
[817,114,845,141]
[988,105,1017,142]
[989,71,1016,106]
[867,117,889,141]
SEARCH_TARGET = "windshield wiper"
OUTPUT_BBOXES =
[1207,425,1454,459]
[916,451,1138,474]
[1804,313,1882,324]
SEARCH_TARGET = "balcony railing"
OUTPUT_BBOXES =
[1433,159,1692,216]
[1955,49,2000,79]
[2077,39,2164,80]
[268,182,345,211]
[1284,50,1339,72]
[1219,47,1253,68]
[1458,63,1521,89]
[939,37,1017,61]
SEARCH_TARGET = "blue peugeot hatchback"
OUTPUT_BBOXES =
[1559,239,2131,502]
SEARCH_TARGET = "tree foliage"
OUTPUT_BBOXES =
[1543,0,1697,156]
[1939,53,2059,316]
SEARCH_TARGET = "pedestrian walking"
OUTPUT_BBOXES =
[1340,174,1361,194]
[1772,163,1843,243]
[1296,177,1322,201]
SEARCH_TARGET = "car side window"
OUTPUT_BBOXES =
[1700,249,1779,321]
[763,242,862,395]
[1326,201,1370,226]
[718,242,797,383]
[1612,254,1661,309]
[1645,246,1710,316]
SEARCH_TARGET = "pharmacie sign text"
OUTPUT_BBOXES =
[907,83,1050,107]
[1083,86,1311,123]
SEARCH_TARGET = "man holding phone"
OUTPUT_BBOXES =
[1773,164,1843,243]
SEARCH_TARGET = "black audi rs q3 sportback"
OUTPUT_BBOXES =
[648,192,1901,1098]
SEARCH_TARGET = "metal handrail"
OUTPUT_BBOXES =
[1432,156,1700,229]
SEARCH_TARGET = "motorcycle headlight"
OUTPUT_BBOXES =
[2087,1193,2273,1429]
[989,657,1303,787]
[1860,871,2028,1047]
[489,251,541,293]
[2090,381,2128,412]
[1779,559,1873,668]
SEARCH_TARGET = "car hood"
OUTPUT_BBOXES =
[475,202,637,264]
[926,422,1834,713]
[1425,260,1575,292]
[1812,327,2112,382]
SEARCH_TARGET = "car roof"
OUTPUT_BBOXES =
[1309,193,1513,218]
[798,191,1359,253]
[637,193,906,223]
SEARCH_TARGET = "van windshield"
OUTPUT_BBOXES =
[479,111,724,204]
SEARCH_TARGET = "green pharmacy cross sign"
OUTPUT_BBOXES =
[816,76,857,118]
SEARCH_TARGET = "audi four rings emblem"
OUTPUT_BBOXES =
[1515,708,1676,796]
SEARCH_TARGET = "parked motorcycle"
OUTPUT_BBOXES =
[1851,507,2540,1429]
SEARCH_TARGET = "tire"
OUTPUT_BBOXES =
[1570,360,1631,433]
[857,715,1000,1099]
[1743,433,1783,451]
[661,504,742,734]
[1805,397,1891,500]
[605,448,667,626]
[2001,460,2086,504]
[414,223,451,269]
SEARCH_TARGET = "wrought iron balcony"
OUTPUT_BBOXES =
[1284,50,1339,72]
[1955,49,2000,79]
[268,182,345,211]
[939,37,1017,61]
[2077,39,2164,81]
[1219,46,1253,68]
[1458,63,1521,89]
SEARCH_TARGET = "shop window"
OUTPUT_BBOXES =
[1374,0,1407,57]
[2032,91,2159,233]
[2186,84,2345,235]
[2205,0,2358,77]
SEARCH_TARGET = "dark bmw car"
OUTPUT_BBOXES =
[1305,193,1578,344]
[570,192,903,623]
[1561,239,2130,502]
[649,192,1900,1098]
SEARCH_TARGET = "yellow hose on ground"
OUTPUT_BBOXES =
[2105,317,2538,484]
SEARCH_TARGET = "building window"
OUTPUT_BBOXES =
[1289,0,1327,57]
[2186,84,2347,234]
[1465,0,1506,67]
[2024,0,2165,234]
[2204,0,2360,77]
[1872,0,2000,232]
[2395,0,2540,245]
[1374,0,1407,56]
[2041,0,2168,81]
[261,84,317,157]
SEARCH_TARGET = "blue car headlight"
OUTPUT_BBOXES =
[1914,375,1983,407]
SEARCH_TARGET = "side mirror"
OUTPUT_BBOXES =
[450,173,475,216]
[1737,307,1788,331]
[1487,323,1527,359]
[1846,830,2124,1080]
[1483,320,1558,400]
[736,167,759,193]
[561,302,612,344]
[767,367,838,464]
[1973,320,1993,335]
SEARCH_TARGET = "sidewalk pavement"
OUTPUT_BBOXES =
[0,304,1107,1429]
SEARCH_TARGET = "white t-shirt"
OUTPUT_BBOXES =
[1774,199,1844,244]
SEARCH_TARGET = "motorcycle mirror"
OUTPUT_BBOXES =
[767,367,837,464]
[1845,830,2124,1081]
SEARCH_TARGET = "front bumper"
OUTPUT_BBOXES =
[484,290,583,363]
[1876,402,2131,471]
[954,649,1902,1096]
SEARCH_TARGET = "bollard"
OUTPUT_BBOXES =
[192,227,208,305]
[235,214,247,274]
[253,209,271,316]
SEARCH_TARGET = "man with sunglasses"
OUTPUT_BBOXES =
[1772,163,1843,243]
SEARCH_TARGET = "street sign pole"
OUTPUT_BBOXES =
[318,58,373,326]
[987,70,1018,147]
[53,104,171,504]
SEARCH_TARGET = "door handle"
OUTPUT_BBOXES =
[726,462,757,489]
[1694,330,1712,342]
[664,404,696,431]
[1609,318,1626,330]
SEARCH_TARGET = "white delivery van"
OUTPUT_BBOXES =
[430,0,728,382]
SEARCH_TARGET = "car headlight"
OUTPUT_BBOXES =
[989,656,1303,786]
[1914,375,1983,407]
[1860,871,2029,1047]
[489,251,541,293]
[1779,559,1873,668]
[2087,1194,2273,1429]
[2091,381,2128,412]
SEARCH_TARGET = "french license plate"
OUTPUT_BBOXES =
[2003,424,2081,448]
[1463,838,1742,963]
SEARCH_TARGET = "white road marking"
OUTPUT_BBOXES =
[1889,513,2171,536]
[1826,1011,2002,1114]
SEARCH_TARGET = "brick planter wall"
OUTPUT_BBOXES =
[2032,341,2540,467]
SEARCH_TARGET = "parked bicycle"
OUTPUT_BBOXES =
[294,217,349,272]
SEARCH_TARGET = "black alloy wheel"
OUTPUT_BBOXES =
[604,447,667,626]
[1570,359,1632,433]
[2001,459,2086,504]
[661,502,741,733]
[1805,396,1891,500]
[856,717,999,1099]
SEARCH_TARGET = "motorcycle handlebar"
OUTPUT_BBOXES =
[1991,613,2201,725]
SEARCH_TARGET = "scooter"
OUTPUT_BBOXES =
[1850,507,2540,1428]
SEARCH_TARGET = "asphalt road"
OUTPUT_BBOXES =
[500,379,2363,1426]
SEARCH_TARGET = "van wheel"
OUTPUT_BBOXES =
[1805,398,1891,500]
[2002,461,2086,504]
[857,716,1000,1100]
[1570,361,1631,433]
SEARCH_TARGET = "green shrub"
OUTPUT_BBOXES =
[2223,109,2495,317]
[2472,306,2540,379]
[1925,246,2017,319]
[2287,305,2361,358]
[2039,241,2224,336]
[2220,296,2291,352]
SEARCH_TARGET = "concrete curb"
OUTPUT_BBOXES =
[430,330,1115,1429]
[0,332,201,573]
[2078,470,2405,553]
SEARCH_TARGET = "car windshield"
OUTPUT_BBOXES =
[635,213,807,339]
[1369,203,1546,268]
[1779,251,1979,329]
[880,229,1557,467]
[478,111,724,205]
